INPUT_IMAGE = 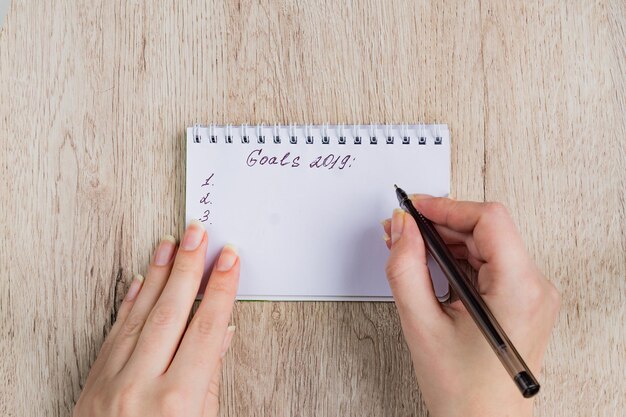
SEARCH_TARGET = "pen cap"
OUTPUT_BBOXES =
[515,371,540,398]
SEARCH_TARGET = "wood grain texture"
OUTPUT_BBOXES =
[0,1,624,416]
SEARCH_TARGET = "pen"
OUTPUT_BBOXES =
[394,185,541,398]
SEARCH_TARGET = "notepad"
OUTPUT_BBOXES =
[186,124,450,301]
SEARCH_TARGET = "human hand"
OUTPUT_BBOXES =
[382,196,560,417]
[74,221,240,417]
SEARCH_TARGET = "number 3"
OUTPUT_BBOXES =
[200,209,210,222]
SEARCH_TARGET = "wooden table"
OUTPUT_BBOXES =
[1,1,624,416]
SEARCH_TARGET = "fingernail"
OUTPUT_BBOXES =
[391,208,405,244]
[380,218,390,227]
[181,220,205,251]
[220,325,236,358]
[125,274,144,301]
[153,235,176,266]
[409,193,433,201]
[216,244,238,272]
[382,233,390,242]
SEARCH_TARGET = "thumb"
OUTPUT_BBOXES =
[385,208,445,325]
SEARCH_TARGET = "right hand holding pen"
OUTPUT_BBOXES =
[382,196,560,417]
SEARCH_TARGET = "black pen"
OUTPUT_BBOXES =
[394,185,540,398]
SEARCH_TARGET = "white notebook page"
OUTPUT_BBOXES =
[186,124,450,301]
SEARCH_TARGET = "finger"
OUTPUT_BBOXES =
[381,218,391,249]
[381,218,391,235]
[387,216,484,287]
[385,209,448,327]
[202,360,223,417]
[447,244,485,270]
[220,325,236,358]
[447,243,469,259]
[410,195,528,266]
[167,246,240,400]
[467,255,485,271]
[84,274,144,387]
[388,212,479,257]
[125,221,208,377]
[431,224,468,245]
[409,194,488,232]
[202,326,236,417]
[104,235,177,376]
[435,225,485,264]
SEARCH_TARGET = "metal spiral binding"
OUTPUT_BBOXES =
[287,124,295,144]
[225,124,232,144]
[402,124,410,144]
[241,124,249,143]
[352,127,360,144]
[193,124,200,143]
[384,125,390,144]
[434,124,443,145]
[191,123,444,145]
[364,124,374,144]
[273,124,280,144]
[257,124,265,144]
[210,124,217,143]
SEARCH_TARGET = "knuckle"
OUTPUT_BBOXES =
[192,315,219,337]
[149,303,179,327]
[80,383,137,417]
[120,313,145,338]
[172,255,202,276]
[158,387,189,416]
[384,260,403,284]
[206,276,237,297]
[90,391,108,414]
[524,280,545,308]
[384,261,403,282]
[385,264,407,287]
[484,202,509,218]
[112,383,139,417]
[384,251,416,284]
[445,199,460,223]
[522,279,561,317]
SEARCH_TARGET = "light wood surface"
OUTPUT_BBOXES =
[1,1,624,416]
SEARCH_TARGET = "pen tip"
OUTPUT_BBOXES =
[394,184,398,189]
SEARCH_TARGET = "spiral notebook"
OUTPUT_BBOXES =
[186,124,450,301]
